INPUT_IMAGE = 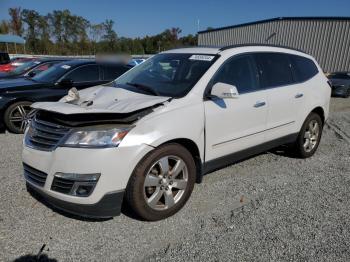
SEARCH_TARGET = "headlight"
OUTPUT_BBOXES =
[62,126,132,148]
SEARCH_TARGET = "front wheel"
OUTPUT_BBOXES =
[125,143,196,221]
[293,113,323,158]
[4,101,34,134]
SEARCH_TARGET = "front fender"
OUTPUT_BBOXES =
[120,102,205,161]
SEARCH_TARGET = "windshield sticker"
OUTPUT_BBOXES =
[189,55,215,61]
[61,65,71,69]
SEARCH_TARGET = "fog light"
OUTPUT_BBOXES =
[76,184,94,196]
[52,172,101,197]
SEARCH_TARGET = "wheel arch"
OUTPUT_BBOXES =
[310,106,325,125]
[159,138,203,184]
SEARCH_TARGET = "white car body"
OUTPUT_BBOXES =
[22,45,331,218]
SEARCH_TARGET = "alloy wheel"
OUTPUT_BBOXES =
[143,155,188,211]
[8,104,34,133]
[303,120,320,152]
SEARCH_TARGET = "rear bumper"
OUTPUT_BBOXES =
[27,182,124,218]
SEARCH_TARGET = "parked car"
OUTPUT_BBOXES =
[327,72,350,98]
[22,45,330,221]
[0,57,36,73]
[0,60,131,133]
[0,58,68,80]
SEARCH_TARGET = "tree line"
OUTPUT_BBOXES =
[0,7,197,55]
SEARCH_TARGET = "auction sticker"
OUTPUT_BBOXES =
[61,65,71,69]
[189,55,215,61]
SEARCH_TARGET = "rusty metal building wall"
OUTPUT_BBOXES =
[198,18,350,72]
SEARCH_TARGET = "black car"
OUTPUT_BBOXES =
[327,72,350,98]
[0,60,131,133]
[0,58,68,80]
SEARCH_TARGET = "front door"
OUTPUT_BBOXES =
[204,54,268,161]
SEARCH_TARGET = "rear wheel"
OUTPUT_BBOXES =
[4,101,34,133]
[293,112,323,158]
[125,143,196,221]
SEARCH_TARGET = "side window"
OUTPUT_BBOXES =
[65,65,100,82]
[290,55,319,82]
[212,55,259,94]
[255,53,294,88]
[102,65,128,80]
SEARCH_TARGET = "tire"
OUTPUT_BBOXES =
[343,89,350,98]
[293,112,323,158]
[125,143,196,221]
[4,101,33,134]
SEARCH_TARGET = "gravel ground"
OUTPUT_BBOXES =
[0,98,349,262]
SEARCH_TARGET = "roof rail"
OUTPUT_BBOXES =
[219,44,306,53]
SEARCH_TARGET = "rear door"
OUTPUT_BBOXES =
[254,53,303,141]
[204,54,268,161]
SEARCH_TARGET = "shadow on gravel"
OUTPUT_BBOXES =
[13,254,57,262]
[268,145,299,159]
[26,184,112,222]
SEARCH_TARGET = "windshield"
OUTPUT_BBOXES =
[32,63,72,83]
[9,60,40,75]
[114,53,217,97]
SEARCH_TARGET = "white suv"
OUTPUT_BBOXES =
[22,45,331,221]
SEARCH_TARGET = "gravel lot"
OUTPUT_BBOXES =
[1,98,349,261]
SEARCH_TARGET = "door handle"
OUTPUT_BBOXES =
[295,93,303,98]
[254,101,266,108]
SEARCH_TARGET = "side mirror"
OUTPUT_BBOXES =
[58,78,74,87]
[209,82,239,99]
[27,71,36,77]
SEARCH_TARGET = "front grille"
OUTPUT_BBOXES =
[23,163,48,187]
[51,177,75,194]
[25,117,71,151]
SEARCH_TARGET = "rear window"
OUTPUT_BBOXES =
[290,55,318,82]
[0,53,10,65]
[255,53,294,88]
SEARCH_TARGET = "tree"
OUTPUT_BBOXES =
[90,23,104,54]
[37,15,51,54]
[22,9,40,53]
[0,20,10,34]
[3,7,198,55]
[102,19,118,52]
[8,7,23,36]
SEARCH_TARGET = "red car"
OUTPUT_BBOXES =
[0,57,36,73]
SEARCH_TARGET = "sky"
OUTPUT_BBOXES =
[0,0,350,38]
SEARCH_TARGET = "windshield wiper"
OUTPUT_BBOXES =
[126,82,159,96]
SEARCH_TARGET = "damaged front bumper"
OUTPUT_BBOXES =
[22,142,154,218]
[27,182,125,218]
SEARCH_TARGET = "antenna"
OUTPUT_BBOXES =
[197,19,200,32]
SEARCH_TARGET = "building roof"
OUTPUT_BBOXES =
[0,34,25,44]
[198,17,350,34]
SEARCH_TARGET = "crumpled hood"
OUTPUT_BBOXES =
[32,85,171,115]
